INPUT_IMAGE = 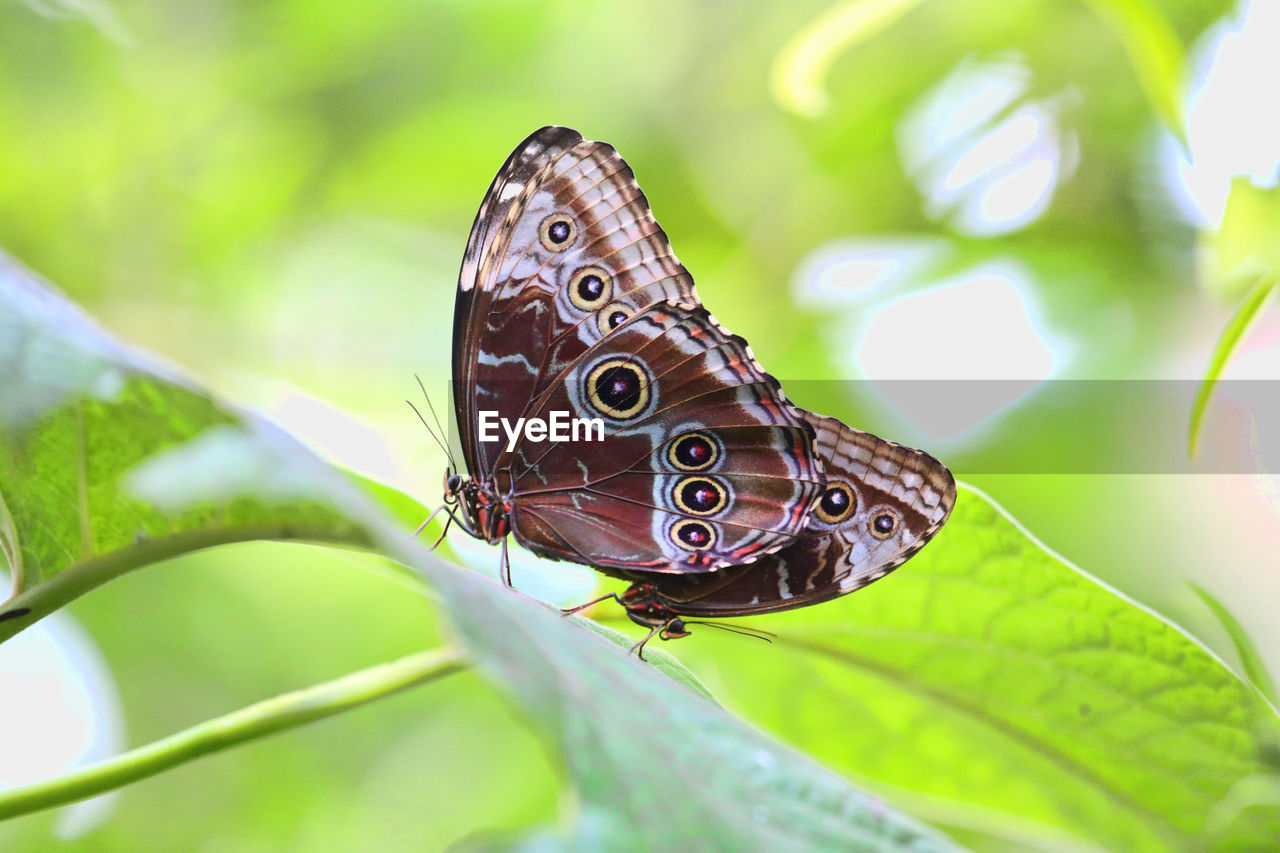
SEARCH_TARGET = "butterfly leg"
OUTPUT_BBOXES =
[499,536,512,587]
[412,504,447,538]
[628,623,664,661]
[414,505,462,552]
[427,510,461,552]
[560,592,622,617]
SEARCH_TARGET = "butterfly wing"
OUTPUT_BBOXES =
[630,410,956,614]
[496,301,824,574]
[453,126,699,479]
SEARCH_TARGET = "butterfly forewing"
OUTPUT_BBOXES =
[453,126,698,478]
[501,301,823,574]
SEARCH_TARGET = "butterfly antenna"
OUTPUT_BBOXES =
[684,621,775,644]
[415,374,459,472]
[406,398,453,467]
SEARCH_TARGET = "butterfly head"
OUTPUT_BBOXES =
[659,618,690,640]
[443,472,511,544]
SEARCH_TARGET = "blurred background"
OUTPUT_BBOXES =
[1,0,1278,849]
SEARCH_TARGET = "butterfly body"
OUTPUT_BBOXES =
[443,472,510,546]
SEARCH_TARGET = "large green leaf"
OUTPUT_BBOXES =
[138,423,966,851]
[0,252,368,636]
[0,252,960,850]
[676,487,1280,851]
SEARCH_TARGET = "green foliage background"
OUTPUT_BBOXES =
[2,0,1278,850]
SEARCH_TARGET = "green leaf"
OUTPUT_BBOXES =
[1190,582,1279,708]
[1211,180,1280,298]
[0,251,961,851]
[127,423,963,851]
[0,252,373,639]
[771,0,926,118]
[1082,0,1189,150]
[1188,270,1276,459]
[572,613,719,704]
[678,486,1280,851]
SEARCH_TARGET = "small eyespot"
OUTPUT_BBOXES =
[568,267,611,311]
[870,509,899,539]
[539,214,577,251]
[668,432,719,471]
[672,476,728,517]
[671,518,716,551]
[585,358,650,419]
[598,303,633,335]
[815,483,856,524]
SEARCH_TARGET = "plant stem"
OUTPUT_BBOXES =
[0,524,374,645]
[1188,271,1277,458]
[0,646,468,822]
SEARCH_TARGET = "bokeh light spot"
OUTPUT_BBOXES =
[1158,0,1280,228]
[0,585,124,839]
[850,260,1069,437]
[898,55,1076,237]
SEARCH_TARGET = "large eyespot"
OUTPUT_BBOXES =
[815,483,856,524]
[539,214,577,251]
[869,508,900,540]
[585,358,650,419]
[670,518,716,551]
[667,431,719,471]
[672,476,728,517]
[568,267,611,311]
[597,302,634,335]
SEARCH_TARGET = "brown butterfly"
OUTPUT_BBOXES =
[430,126,954,654]
[434,126,823,584]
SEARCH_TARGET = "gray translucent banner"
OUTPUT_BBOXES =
[782,380,1277,475]
[439,380,1278,475]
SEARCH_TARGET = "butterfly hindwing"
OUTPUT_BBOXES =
[496,301,823,574]
[624,411,956,614]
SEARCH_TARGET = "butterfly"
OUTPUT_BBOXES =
[434,126,825,584]
[430,126,954,652]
